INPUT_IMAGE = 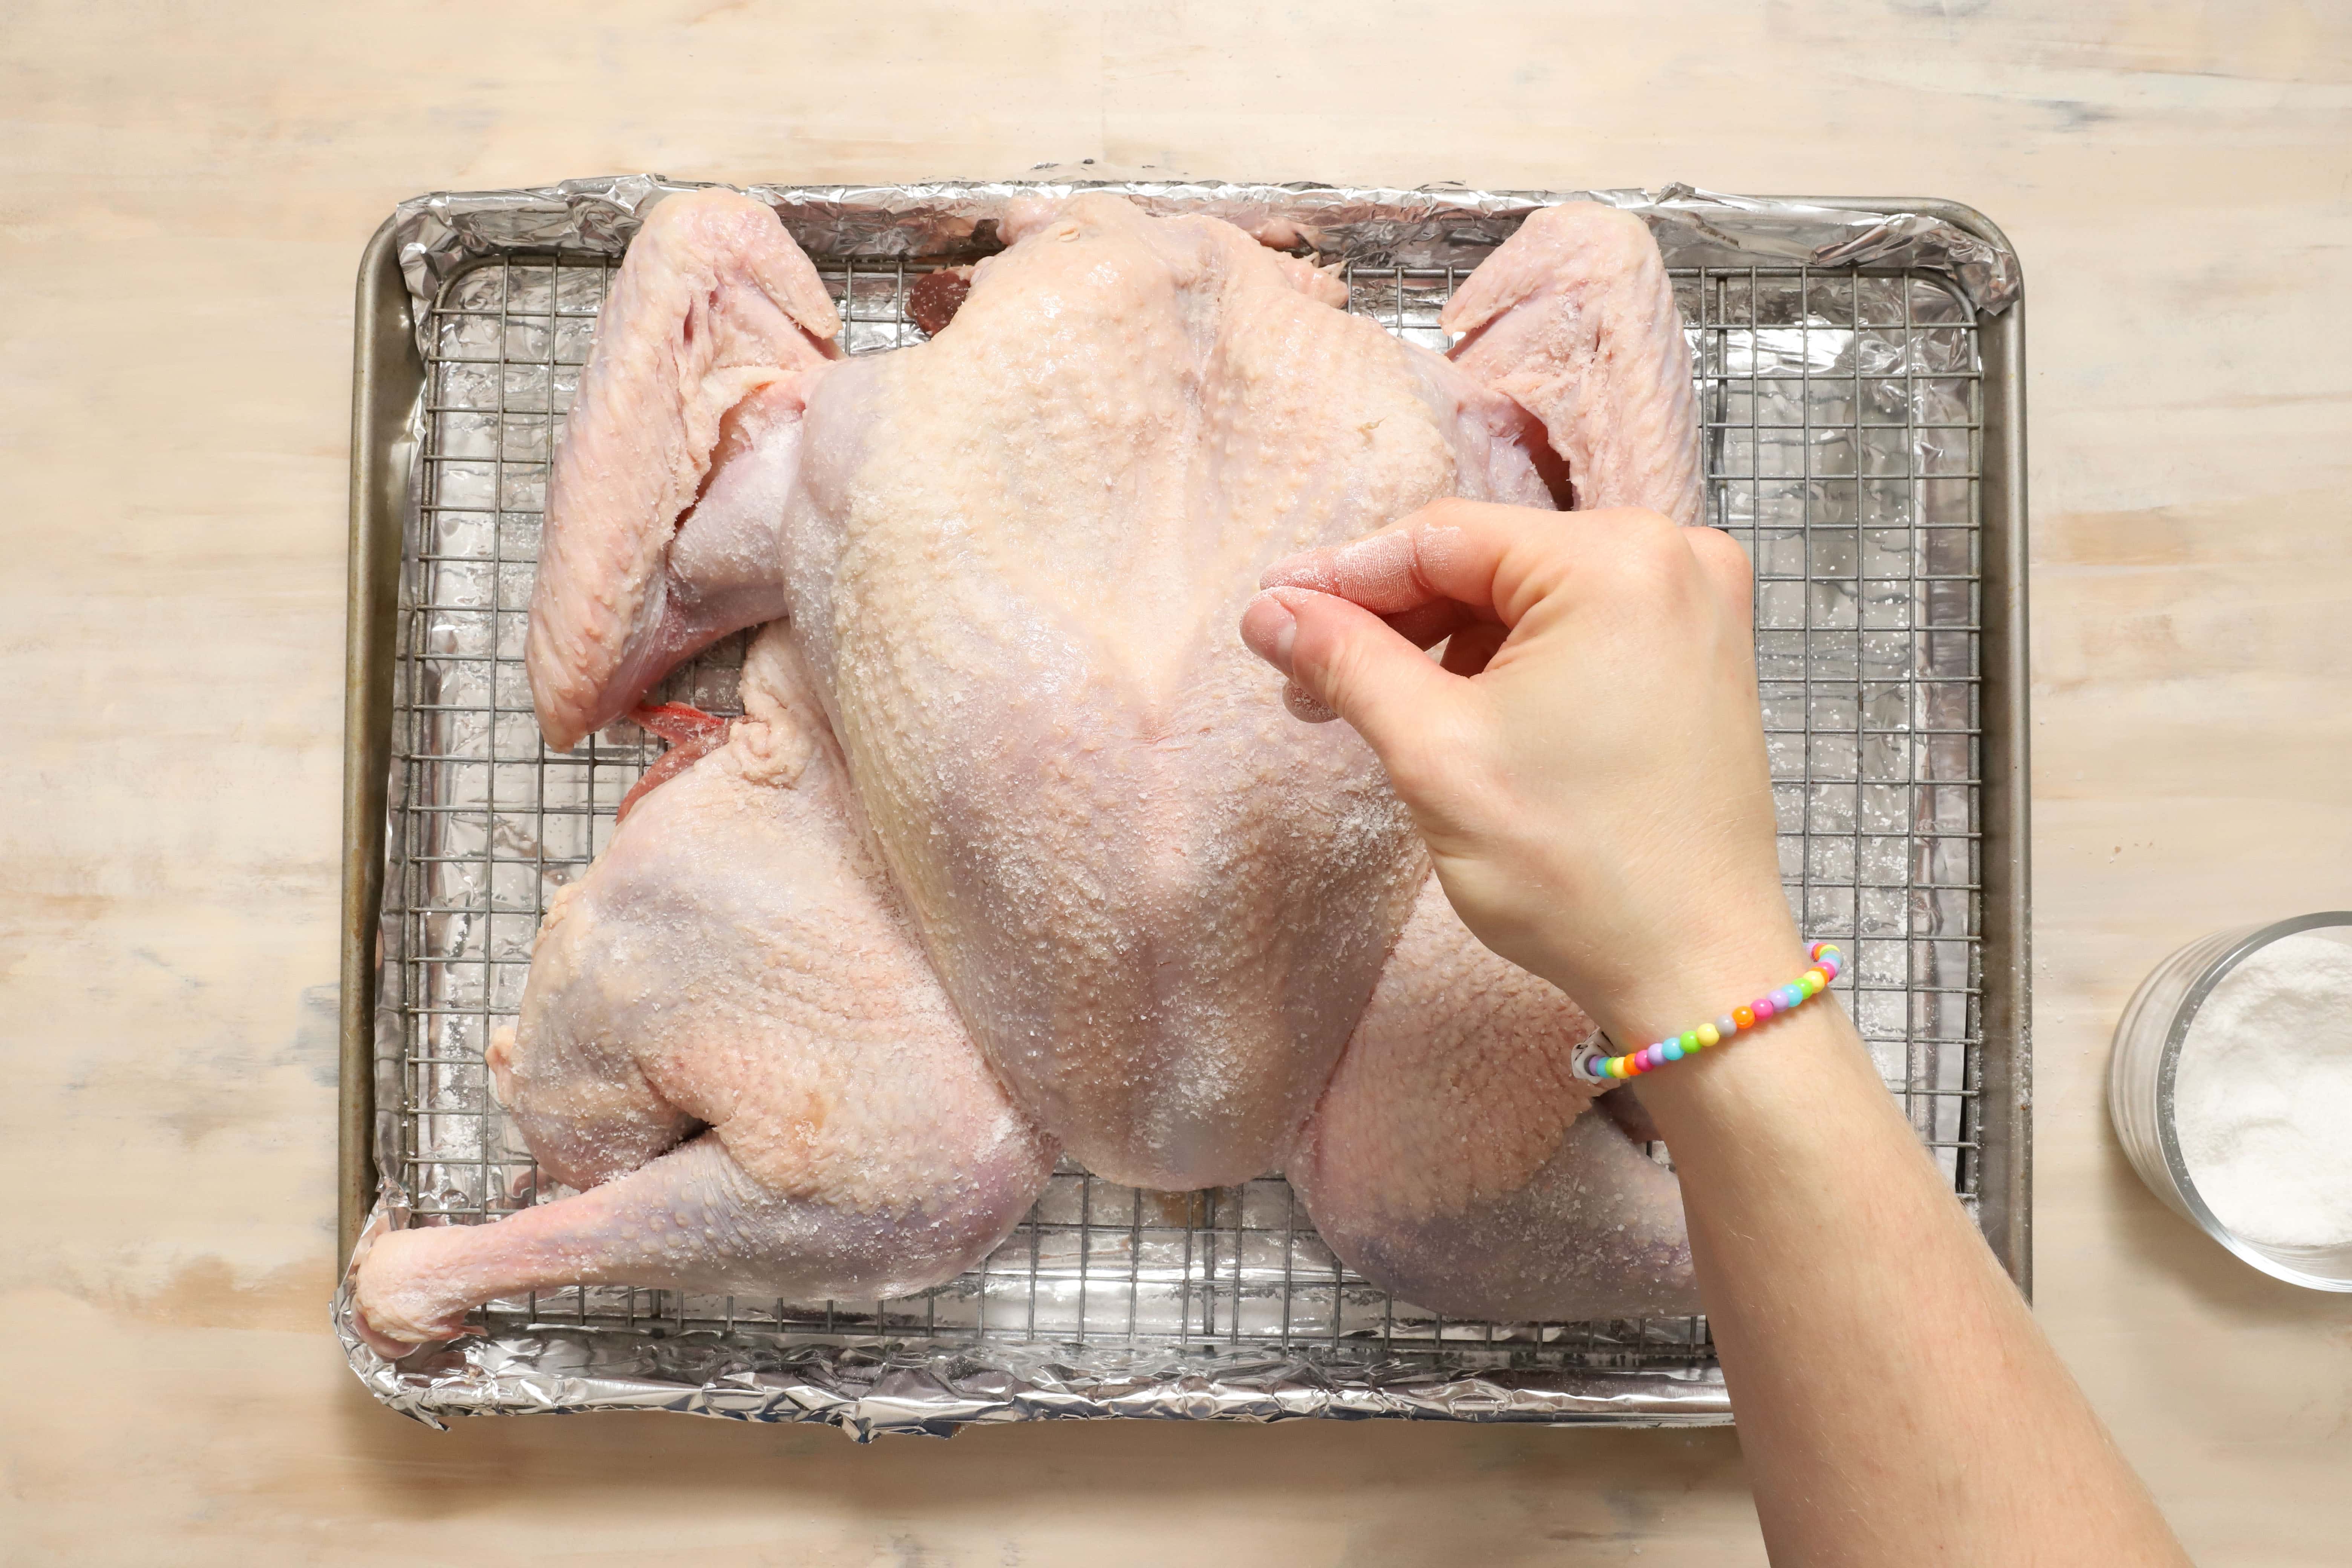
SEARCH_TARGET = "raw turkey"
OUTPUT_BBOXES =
[350,629,1053,1354]
[1283,200,1704,1318]
[525,190,842,755]
[773,192,1565,1193]
[352,188,1706,1349]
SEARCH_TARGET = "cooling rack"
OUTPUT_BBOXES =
[338,182,2029,1432]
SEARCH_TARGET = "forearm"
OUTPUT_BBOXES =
[1630,995,2187,1566]
[1243,506,2185,1561]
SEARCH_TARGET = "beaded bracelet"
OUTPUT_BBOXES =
[1572,943,1844,1085]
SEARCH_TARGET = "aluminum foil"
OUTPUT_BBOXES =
[388,175,2020,354]
[342,176,2015,1439]
[336,1308,1732,1439]
[337,1164,1730,1438]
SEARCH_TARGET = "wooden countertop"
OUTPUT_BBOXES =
[5,3,2347,1561]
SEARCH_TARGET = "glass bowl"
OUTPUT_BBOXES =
[2109,911,2352,1291]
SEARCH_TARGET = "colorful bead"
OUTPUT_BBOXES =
[1573,948,1841,1084]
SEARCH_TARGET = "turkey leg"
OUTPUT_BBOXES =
[354,628,1054,1354]
[1288,878,1698,1320]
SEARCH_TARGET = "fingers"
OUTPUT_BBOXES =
[1258,498,1535,626]
[1260,499,1697,633]
[1383,598,1475,652]
[1282,681,1340,722]
[1439,622,1509,677]
[1240,588,1462,760]
[1242,501,1740,750]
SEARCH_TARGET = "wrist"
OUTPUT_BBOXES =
[1577,939,1841,1087]
[1631,995,1886,1152]
[1559,917,1814,1055]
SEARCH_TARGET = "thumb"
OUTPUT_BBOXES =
[1240,587,1462,763]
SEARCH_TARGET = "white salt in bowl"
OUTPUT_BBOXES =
[2110,912,2352,1291]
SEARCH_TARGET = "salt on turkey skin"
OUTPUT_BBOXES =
[353,191,1706,1347]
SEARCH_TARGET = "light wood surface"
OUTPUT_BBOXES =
[5,3,2348,1562]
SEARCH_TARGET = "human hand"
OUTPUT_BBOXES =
[1240,500,1799,1048]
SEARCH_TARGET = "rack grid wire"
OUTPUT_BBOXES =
[384,245,1981,1373]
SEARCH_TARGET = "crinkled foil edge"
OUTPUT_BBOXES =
[332,1287,1734,1440]
[340,173,2017,1438]
[386,176,2017,362]
[334,1201,1731,1438]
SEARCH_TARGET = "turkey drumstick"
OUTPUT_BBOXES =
[352,630,1054,1354]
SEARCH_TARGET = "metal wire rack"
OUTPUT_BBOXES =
[381,242,1982,1375]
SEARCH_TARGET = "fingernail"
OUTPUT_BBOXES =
[1240,590,1298,675]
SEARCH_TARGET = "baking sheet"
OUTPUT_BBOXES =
[335,178,2029,1438]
